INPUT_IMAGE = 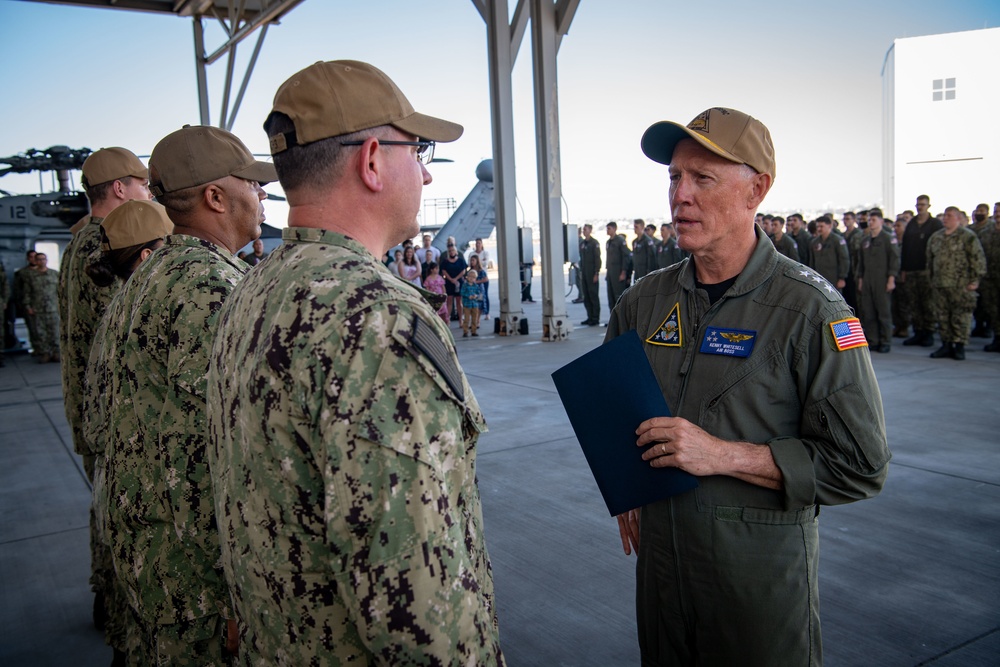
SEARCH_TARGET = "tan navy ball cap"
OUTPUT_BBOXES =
[100,200,174,251]
[641,107,776,180]
[148,125,277,197]
[266,60,463,154]
[81,147,148,188]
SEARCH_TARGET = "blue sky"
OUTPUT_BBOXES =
[1,0,998,227]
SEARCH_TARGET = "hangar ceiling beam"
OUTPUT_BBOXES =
[193,0,303,129]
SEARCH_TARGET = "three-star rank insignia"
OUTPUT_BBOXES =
[647,302,683,347]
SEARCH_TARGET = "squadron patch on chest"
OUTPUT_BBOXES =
[646,302,682,347]
[699,327,757,358]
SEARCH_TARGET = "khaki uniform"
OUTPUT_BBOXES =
[809,234,850,290]
[98,235,242,664]
[207,227,504,667]
[927,227,987,345]
[579,236,601,323]
[22,267,60,356]
[857,229,900,347]
[606,230,889,666]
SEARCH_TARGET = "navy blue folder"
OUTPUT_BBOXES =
[551,329,698,516]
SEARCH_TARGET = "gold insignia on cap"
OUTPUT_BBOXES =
[688,110,711,132]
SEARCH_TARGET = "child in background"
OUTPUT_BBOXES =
[423,262,449,323]
[460,268,484,337]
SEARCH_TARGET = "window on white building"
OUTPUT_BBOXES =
[932,78,956,101]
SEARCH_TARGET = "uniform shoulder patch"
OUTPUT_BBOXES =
[829,317,867,351]
[409,315,465,401]
[646,302,682,347]
[786,267,841,301]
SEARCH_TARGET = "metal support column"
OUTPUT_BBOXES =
[192,18,211,126]
[480,0,527,335]
[530,0,569,340]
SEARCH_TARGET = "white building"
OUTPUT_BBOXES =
[882,27,1000,217]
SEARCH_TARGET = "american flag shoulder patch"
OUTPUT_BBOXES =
[829,317,867,351]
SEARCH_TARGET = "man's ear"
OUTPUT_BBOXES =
[357,137,385,193]
[203,182,227,214]
[112,179,128,200]
[748,173,772,210]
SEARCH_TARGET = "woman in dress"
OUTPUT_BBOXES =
[399,245,422,287]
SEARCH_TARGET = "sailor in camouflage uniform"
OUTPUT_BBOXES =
[58,147,150,652]
[207,60,505,666]
[84,199,173,666]
[13,250,38,352]
[22,252,60,362]
[926,206,987,360]
[59,147,150,479]
[99,125,274,664]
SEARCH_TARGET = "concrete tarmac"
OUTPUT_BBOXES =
[1,291,998,666]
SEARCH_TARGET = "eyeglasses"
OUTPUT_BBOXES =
[340,139,436,165]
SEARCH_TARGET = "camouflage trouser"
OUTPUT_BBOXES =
[92,455,129,654]
[22,313,38,352]
[892,278,910,333]
[931,286,977,344]
[30,310,59,355]
[128,610,229,666]
[903,270,936,332]
[96,557,131,655]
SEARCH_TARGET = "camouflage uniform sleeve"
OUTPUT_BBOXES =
[768,303,891,508]
[0,265,8,304]
[83,316,111,456]
[968,233,987,284]
[309,301,501,664]
[58,239,74,343]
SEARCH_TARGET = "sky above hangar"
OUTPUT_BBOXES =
[1,0,998,228]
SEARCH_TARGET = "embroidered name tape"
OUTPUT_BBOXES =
[699,327,756,358]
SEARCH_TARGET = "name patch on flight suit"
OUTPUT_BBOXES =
[646,302,682,347]
[699,327,756,358]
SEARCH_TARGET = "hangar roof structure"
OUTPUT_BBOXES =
[18,0,581,340]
